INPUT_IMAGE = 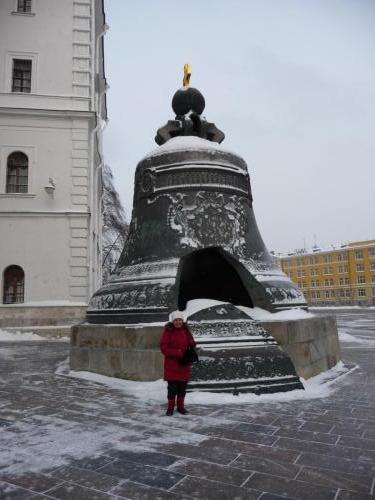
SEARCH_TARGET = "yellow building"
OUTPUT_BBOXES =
[280,239,375,306]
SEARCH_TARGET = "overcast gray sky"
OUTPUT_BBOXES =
[103,0,375,253]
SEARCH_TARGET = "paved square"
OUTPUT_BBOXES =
[0,310,374,499]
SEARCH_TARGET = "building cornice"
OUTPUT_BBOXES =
[0,107,95,120]
[281,241,375,259]
[0,210,90,217]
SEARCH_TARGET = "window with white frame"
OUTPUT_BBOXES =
[369,248,375,257]
[17,0,32,12]
[356,263,365,272]
[357,288,366,297]
[338,266,349,273]
[6,152,28,193]
[345,289,351,297]
[357,276,366,284]
[316,291,321,298]
[370,263,375,271]
[12,59,32,93]
[355,251,364,260]
[372,276,375,284]
[338,253,348,261]
[325,290,330,298]
[3,265,24,303]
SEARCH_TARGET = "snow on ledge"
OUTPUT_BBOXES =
[310,306,375,310]
[0,329,68,342]
[142,136,240,160]
[0,300,87,307]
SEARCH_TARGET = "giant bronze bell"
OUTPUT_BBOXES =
[88,66,306,324]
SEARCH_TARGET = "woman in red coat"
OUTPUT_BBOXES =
[160,310,196,416]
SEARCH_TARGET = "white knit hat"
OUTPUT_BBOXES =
[170,310,185,321]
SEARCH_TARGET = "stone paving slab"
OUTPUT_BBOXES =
[0,310,374,499]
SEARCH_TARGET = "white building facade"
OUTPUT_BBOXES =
[0,0,107,306]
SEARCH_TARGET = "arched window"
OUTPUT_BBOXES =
[3,266,25,304]
[6,152,28,193]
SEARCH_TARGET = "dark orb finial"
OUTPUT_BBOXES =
[155,64,224,145]
[172,64,205,116]
[172,87,205,116]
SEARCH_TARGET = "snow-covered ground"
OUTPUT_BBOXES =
[0,309,374,499]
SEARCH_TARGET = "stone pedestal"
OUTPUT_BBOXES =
[70,314,340,386]
[261,314,341,379]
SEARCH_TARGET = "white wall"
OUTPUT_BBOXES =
[0,0,106,305]
[0,216,72,302]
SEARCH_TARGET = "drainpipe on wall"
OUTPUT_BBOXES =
[88,14,109,299]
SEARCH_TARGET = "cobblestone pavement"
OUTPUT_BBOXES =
[0,310,374,499]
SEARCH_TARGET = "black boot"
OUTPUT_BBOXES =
[177,407,189,415]
[166,398,175,416]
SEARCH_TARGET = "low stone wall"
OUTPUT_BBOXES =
[70,314,341,381]
[260,315,340,379]
[0,305,87,327]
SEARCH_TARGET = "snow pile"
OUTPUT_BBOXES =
[63,360,355,406]
[178,298,314,322]
[184,299,227,319]
[0,329,68,342]
[0,329,45,341]
[238,306,314,321]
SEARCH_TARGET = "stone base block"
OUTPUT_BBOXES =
[70,324,164,381]
[70,314,341,383]
[260,315,340,379]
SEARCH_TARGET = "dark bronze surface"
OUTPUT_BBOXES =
[88,86,306,324]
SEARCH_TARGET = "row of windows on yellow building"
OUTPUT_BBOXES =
[279,239,375,306]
